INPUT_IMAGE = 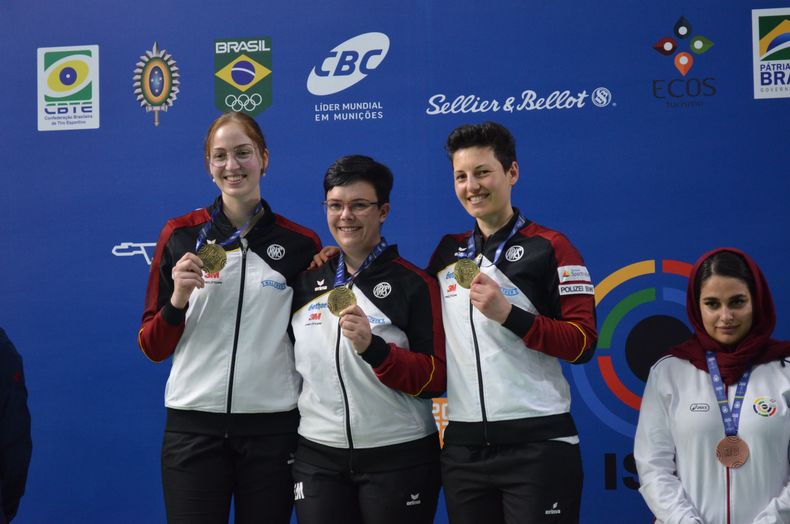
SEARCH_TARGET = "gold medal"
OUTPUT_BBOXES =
[327,286,356,316]
[716,436,749,468]
[197,242,227,273]
[454,258,479,289]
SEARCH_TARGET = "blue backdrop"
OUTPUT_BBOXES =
[2,1,789,522]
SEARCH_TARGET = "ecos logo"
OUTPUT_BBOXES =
[307,32,390,96]
[651,16,716,107]
[570,258,693,437]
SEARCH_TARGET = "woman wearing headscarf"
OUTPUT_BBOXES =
[635,248,790,523]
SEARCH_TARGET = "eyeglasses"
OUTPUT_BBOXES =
[322,200,381,215]
[208,145,256,168]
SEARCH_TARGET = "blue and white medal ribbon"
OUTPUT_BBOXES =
[462,213,527,266]
[705,350,751,468]
[193,200,264,274]
[326,238,388,316]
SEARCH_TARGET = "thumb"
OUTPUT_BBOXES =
[472,271,492,286]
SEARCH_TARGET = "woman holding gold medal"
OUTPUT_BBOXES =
[138,112,321,523]
[289,155,446,524]
[427,122,597,524]
[635,248,790,523]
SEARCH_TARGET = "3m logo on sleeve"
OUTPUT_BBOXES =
[557,265,591,283]
[559,284,595,296]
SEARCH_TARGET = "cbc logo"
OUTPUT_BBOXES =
[307,32,390,96]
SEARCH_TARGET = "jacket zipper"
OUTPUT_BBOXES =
[335,319,355,472]
[469,300,490,445]
[225,237,248,438]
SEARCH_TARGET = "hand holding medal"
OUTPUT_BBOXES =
[455,214,525,291]
[327,240,387,354]
[468,271,514,324]
[337,303,373,354]
[455,215,525,322]
[170,252,205,309]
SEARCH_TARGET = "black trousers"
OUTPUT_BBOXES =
[441,440,583,524]
[161,431,296,524]
[292,457,441,524]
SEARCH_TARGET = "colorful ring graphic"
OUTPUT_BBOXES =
[571,259,691,436]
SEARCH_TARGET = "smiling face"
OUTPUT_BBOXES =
[452,146,518,236]
[207,121,268,203]
[699,275,754,347]
[325,181,388,263]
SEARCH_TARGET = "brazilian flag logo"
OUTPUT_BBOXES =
[214,37,272,116]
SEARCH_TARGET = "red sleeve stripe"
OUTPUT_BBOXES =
[139,209,209,361]
[274,215,322,252]
[393,257,445,359]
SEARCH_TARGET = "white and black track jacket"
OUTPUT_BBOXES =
[427,211,597,446]
[290,246,446,471]
[138,197,321,436]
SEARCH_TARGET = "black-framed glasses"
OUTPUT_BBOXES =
[207,145,256,168]
[322,199,381,215]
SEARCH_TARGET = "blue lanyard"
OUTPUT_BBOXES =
[463,214,526,266]
[705,351,751,436]
[194,200,264,252]
[334,238,388,288]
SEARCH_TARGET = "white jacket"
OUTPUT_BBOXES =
[635,355,790,524]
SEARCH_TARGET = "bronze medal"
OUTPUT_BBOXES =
[454,258,480,289]
[197,242,227,274]
[716,435,749,468]
[327,286,356,316]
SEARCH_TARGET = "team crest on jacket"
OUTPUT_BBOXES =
[373,282,392,298]
[267,244,285,260]
[505,245,524,262]
[753,397,777,417]
[314,279,328,291]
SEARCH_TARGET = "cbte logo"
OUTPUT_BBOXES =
[651,17,716,104]
[570,258,693,437]
[37,45,100,131]
[307,32,390,96]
